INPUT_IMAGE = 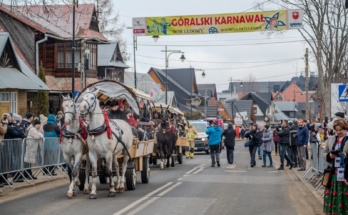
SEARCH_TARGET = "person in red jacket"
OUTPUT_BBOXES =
[273,129,280,156]
[235,126,240,139]
[125,109,144,140]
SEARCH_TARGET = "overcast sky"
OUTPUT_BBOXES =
[113,0,313,92]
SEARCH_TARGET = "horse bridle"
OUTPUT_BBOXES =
[63,99,77,121]
[81,92,97,115]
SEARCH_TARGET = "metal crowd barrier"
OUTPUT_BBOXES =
[301,142,327,196]
[0,137,67,190]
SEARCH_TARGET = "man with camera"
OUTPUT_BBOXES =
[296,119,309,171]
[274,120,295,170]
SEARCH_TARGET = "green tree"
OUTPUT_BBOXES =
[32,64,49,116]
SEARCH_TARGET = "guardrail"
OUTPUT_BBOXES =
[301,142,326,196]
[0,138,67,193]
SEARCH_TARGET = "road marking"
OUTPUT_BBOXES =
[145,182,173,197]
[224,170,246,173]
[225,164,236,169]
[186,166,200,174]
[192,167,204,174]
[126,197,160,215]
[157,182,182,197]
[268,171,279,173]
[177,178,182,180]
[113,182,173,215]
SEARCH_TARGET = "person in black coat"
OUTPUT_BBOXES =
[274,120,295,170]
[222,122,236,164]
[289,122,299,167]
[244,124,260,167]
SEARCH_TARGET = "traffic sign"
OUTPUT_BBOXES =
[338,84,348,102]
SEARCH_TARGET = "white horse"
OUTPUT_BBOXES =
[60,94,90,198]
[79,89,133,199]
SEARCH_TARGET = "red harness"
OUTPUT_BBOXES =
[103,110,113,140]
[59,117,88,143]
[59,124,66,143]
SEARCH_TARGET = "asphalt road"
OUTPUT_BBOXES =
[0,141,323,215]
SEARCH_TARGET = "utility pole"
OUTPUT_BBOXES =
[204,89,207,119]
[305,48,309,120]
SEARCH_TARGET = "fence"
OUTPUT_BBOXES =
[0,138,67,193]
[301,142,327,196]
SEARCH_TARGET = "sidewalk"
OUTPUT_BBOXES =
[272,153,324,204]
[0,169,68,197]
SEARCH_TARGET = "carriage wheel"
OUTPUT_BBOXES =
[141,156,150,183]
[126,168,136,190]
[177,153,183,164]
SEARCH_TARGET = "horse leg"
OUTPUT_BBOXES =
[83,156,90,194]
[119,150,129,193]
[89,152,98,199]
[66,155,75,198]
[106,153,116,197]
[113,155,120,192]
[165,145,170,168]
[158,143,164,169]
[171,145,175,167]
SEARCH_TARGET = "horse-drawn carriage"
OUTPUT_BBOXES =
[150,103,188,168]
[71,80,155,198]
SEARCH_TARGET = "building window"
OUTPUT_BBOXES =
[275,95,282,100]
[11,92,17,113]
[0,92,9,102]
[254,107,257,114]
[85,43,97,70]
[57,43,80,68]
[289,112,295,118]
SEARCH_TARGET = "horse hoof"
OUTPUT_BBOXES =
[108,192,116,197]
[83,188,89,194]
[118,187,125,193]
[66,191,74,198]
[89,194,97,199]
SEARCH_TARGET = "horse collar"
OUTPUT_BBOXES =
[87,124,107,137]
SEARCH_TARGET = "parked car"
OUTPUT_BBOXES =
[189,120,210,154]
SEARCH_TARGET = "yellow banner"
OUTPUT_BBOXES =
[132,10,304,36]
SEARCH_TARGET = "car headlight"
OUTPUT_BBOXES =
[202,138,206,141]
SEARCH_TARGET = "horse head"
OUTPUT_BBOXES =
[79,87,100,117]
[61,93,76,125]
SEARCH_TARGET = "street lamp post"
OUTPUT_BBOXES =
[161,45,185,104]
[71,0,76,97]
[191,68,205,118]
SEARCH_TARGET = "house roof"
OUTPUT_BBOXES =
[46,76,99,92]
[166,68,197,94]
[226,81,287,93]
[222,100,253,123]
[197,84,217,98]
[98,42,129,68]
[0,68,45,90]
[0,32,49,90]
[240,92,272,115]
[0,3,107,41]
[274,102,297,112]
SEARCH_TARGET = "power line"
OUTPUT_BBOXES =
[131,39,313,47]
[136,58,300,71]
[133,53,302,64]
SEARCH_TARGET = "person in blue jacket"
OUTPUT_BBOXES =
[206,119,223,167]
[43,114,60,176]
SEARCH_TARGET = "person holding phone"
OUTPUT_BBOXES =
[323,119,348,214]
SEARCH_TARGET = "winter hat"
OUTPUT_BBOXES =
[335,112,345,119]
[228,122,233,128]
[57,111,64,116]
[125,109,132,115]
[12,113,22,123]
[39,114,48,124]
[47,114,56,124]
[25,113,34,119]
[212,119,219,125]
[33,119,41,126]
